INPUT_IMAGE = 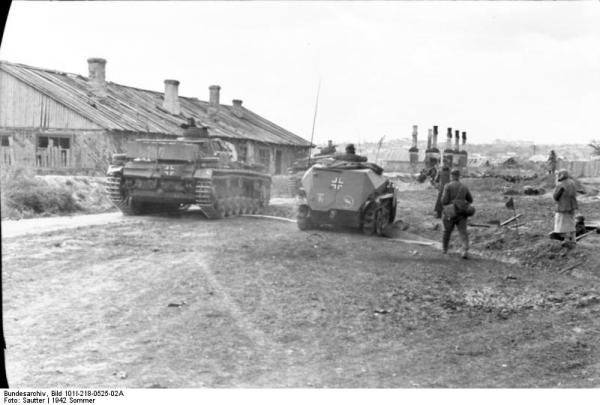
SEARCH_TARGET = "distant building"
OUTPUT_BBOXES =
[0,59,311,174]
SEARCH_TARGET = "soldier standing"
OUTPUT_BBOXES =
[552,169,578,244]
[434,165,451,218]
[441,169,473,259]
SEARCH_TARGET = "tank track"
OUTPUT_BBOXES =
[105,173,138,215]
[195,179,267,219]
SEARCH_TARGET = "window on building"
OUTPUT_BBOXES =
[258,148,270,168]
[37,136,71,149]
[1,135,9,147]
[36,135,72,169]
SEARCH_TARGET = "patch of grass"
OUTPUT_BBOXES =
[1,167,83,219]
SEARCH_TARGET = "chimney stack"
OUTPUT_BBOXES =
[444,127,454,167]
[411,125,418,148]
[427,129,433,151]
[209,85,221,107]
[409,125,419,166]
[232,99,244,118]
[446,128,453,150]
[87,57,107,95]
[163,79,180,115]
[432,125,439,150]
[454,130,460,151]
[459,131,468,168]
[208,85,221,118]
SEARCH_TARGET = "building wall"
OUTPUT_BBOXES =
[0,128,171,174]
[231,139,308,174]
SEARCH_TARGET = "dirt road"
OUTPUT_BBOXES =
[2,210,600,387]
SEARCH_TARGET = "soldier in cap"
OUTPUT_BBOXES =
[333,143,367,162]
[434,164,451,218]
[552,169,578,244]
[441,168,473,258]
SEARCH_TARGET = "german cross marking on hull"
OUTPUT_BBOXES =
[331,177,344,190]
[164,165,175,176]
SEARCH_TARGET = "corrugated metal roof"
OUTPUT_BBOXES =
[0,60,311,147]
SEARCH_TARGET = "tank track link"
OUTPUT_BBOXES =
[195,179,264,220]
[105,173,138,215]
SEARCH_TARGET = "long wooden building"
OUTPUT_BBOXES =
[0,58,311,175]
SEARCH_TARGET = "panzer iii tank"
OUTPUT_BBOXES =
[296,160,397,235]
[105,123,271,218]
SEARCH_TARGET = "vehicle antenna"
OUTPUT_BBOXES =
[307,79,321,166]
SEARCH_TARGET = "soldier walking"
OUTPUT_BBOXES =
[441,169,473,259]
[434,165,451,218]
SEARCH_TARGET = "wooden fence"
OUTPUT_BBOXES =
[558,160,600,178]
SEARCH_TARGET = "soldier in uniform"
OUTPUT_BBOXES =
[333,144,367,162]
[434,165,451,218]
[441,169,473,259]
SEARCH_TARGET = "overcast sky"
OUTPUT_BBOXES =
[1,1,599,146]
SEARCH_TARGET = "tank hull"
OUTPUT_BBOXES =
[105,138,271,218]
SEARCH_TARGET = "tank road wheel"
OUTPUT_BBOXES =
[105,174,140,216]
[362,203,377,235]
[214,200,226,219]
[225,198,235,217]
[234,197,243,216]
[297,205,313,231]
[238,197,247,215]
[244,197,253,214]
[375,202,392,236]
[250,199,259,214]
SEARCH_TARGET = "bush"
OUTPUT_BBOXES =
[1,167,82,219]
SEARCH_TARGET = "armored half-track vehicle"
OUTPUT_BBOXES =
[296,161,397,235]
[105,125,270,218]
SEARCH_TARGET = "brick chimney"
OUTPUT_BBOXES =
[232,99,244,118]
[446,128,453,151]
[209,85,220,106]
[432,126,439,151]
[87,57,107,96]
[455,130,460,151]
[409,125,419,165]
[208,85,221,118]
[458,131,468,167]
[426,129,433,151]
[163,79,180,115]
[443,127,454,167]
